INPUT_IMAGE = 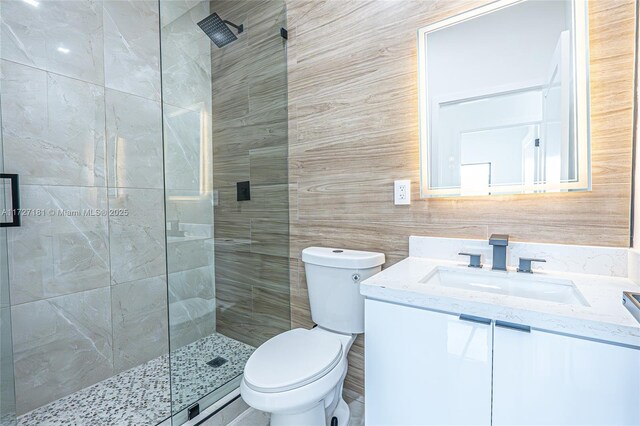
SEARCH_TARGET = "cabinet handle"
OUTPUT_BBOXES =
[495,320,530,333]
[459,314,492,325]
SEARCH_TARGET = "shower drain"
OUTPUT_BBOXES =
[206,356,228,368]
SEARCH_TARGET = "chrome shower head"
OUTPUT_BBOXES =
[197,13,244,48]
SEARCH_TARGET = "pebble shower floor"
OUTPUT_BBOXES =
[18,333,254,426]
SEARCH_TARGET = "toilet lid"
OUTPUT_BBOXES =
[243,328,343,393]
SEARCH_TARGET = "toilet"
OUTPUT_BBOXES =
[240,247,385,426]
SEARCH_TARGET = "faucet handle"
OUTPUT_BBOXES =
[459,252,483,268]
[517,257,546,273]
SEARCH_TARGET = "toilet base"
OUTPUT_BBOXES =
[269,397,350,426]
[270,402,325,426]
[332,397,350,426]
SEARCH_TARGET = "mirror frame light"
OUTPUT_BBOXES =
[418,0,591,198]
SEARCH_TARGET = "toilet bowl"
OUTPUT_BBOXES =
[241,327,355,425]
[240,247,385,426]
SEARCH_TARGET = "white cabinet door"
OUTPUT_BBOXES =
[493,323,640,426]
[365,299,492,426]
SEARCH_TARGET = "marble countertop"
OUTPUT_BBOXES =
[361,257,640,348]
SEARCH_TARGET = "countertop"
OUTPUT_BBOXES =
[360,257,640,348]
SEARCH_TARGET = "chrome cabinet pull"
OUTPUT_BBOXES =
[459,314,492,325]
[495,320,531,333]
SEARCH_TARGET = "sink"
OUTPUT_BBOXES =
[420,266,589,307]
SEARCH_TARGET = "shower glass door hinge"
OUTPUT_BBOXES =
[280,28,288,39]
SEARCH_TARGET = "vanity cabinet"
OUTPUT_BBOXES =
[365,299,640,426]
[492,324,640,426]
[365,299,493,425]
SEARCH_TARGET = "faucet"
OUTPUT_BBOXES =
[458,252,483,268]
[517,257,546,273]
[489,234,509,271]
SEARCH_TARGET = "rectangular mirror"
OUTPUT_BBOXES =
[418,0,590,197]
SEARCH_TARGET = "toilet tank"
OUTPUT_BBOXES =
[302,247,385,334]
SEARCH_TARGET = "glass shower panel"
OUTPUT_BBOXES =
[0,0,171,424]
[160,0,289,422]
[0,223,16,426]
[0,90,17,426]
[160,1,218,420]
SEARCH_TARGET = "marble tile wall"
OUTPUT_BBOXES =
[210,0,290,349]
[11,288,114,413]
[0,305,15,426]
[0,0,169,414]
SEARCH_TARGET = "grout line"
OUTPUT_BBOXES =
[0,59,162,104]
[12,182,166,191]
[8,270,169,309]
[9,285,112,309]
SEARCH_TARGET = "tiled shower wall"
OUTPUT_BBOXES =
[0,0,168,415]
[211,0,290,348]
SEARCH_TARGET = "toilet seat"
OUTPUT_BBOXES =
[243,328,343,393]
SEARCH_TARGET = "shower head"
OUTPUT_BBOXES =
[197,13,244,48]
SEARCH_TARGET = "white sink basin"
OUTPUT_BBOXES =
[420,266,589,307]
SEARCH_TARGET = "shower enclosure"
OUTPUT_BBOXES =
[0,0,289,424]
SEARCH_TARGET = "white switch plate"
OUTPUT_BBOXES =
[394,180,411,205]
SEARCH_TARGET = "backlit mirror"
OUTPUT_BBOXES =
[418,0,590,197]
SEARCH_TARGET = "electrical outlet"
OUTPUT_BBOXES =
[394,180,411,205]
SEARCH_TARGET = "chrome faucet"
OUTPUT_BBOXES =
[489,234,509,271]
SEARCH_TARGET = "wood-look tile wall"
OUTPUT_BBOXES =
[211,0,291,348]
[634,0,640,249]
[286,0,637,395]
